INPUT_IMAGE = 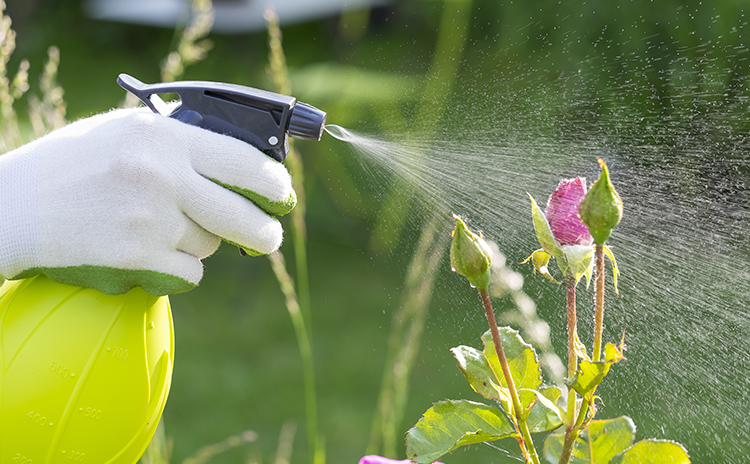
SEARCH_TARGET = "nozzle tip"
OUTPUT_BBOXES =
[289,102,326,141]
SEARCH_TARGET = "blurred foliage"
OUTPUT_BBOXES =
[3,0,749,463]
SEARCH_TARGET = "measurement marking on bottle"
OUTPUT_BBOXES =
[80,407,102,420]
[13,453,33,463]
[49,361,74,378]
[27,411,49,427]
[61,450,85,461]
[108,346,129,360]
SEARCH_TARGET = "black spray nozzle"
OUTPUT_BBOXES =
[117,73,326,162]
[289,102,327,141]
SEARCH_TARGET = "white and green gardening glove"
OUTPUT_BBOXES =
[0,107,296,296]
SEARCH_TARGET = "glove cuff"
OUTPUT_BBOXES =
[0,147,42,280]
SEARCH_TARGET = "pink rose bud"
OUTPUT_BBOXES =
[358,456,444,464]
[545,177,593,247]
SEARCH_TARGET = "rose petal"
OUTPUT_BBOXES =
[545,177,593,247]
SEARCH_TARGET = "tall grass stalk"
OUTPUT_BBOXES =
[368,215,449,458]
[264,8,322,464]
[273,421,298,464]
[120,0,213,111]
[28,46,66,138]
[367,0,474,458]
[140,422,256,464]
[0,0,29,153]
[268,250,321,464]
[264,7,313,333]
[160,0,214,83]
[0,4,63,154]
[180,431,258,464]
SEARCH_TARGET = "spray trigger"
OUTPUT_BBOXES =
[117,73,326,163]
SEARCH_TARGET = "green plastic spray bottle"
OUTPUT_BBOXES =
[0,276,173,462]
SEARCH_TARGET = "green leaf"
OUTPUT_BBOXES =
[568,342,625,399]
[528,193,563,257]
[486,380,513,415]
[451,345,503,402]
[482,327,542,393]
[603,245,620,295]
[405,399,515,464]
[525,386,564,433]
[568,360,611,398]
[610,439,690,464]
[521,249,561,284]
[604,342,627,363]
[544,416,636,464]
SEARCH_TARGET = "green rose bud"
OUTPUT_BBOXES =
[450,215,492,290]
[578,158,623,245]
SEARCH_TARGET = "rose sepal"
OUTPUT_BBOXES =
[558,244,594,286]
[527,193,563,258]
[521,249,560,284]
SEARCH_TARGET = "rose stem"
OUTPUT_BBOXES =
[558,277,579,464]
[564,277,578,423]
[591,245,606,361]
[561,245,608,463]
[479,288,541,464]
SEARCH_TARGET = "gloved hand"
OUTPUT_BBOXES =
[0,107,296,296]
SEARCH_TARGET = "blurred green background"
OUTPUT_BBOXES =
[4,0,750,463]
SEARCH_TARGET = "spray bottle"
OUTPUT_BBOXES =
[0,75,326,463]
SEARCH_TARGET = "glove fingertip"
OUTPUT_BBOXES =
[223,216,283,257]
